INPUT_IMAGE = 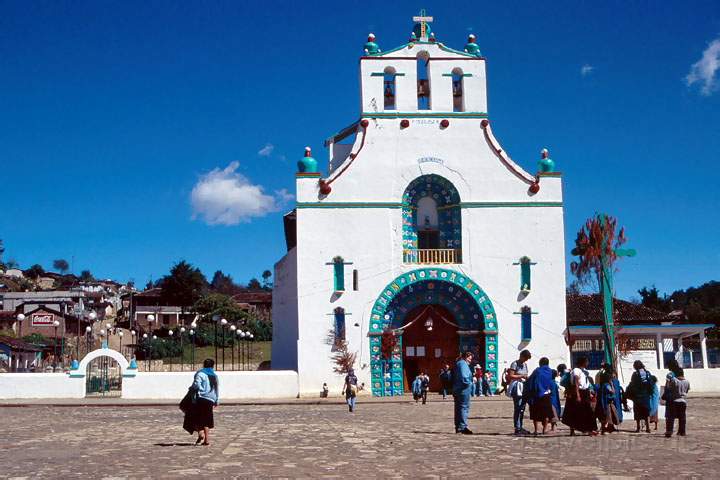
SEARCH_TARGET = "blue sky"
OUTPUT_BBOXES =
[1,1,719,299]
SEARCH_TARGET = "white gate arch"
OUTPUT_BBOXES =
[74,348,131,377]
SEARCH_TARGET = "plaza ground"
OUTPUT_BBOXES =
[1,396,719,479]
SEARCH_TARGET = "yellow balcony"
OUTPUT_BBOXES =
[403,249,462,265]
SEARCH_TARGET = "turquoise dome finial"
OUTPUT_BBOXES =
[464,34,482,57]
[298,147,318,174]
[364,33,381,55]
[538,148,555,173]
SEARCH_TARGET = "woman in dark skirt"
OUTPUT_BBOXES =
[595,364,620,434]
[561,356,598,436]
[183,358,219,446]
[626,360,656,433]
[525,357,557,435]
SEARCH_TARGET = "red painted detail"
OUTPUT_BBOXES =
[319,179,332,195]
[400,119,410,128]
[360,119,370,128]
[304,147,312,157]
[529,182,540,194]
[481,119,489,128]
[440,119,450,128]
[481,119,535,185]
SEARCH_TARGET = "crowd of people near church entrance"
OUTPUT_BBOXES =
[450,350,691,437]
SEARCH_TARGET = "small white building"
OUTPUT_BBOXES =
[272,15,568,396]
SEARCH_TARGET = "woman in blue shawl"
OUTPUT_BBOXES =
[524,357,556,435]
[625,360,657,433]
[183,358,219,446]
[594,364,620,434]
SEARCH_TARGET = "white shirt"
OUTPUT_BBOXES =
[572,367,590,390]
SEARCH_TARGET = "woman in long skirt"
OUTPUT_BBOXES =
[561,356,598,436]
[183,358,220,446]
[595,365,620,434]
[626,360,656,433]
[526,358,557,435]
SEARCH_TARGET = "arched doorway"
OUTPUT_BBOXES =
[85,355,122,397]
[400,304,460,391]
[75,348,130,398]
[369,268,499,396]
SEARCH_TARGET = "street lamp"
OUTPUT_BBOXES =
[16,313,26,339]
[248,333,254,370]
[118,330,124,357]
[85,325,92,353]
[143,332,150,371]
[168,329,174,371]
[179,327,186,371]
[239,330,246,370]
[230,325,237,370]
[53,320,61,371]
[220,318,228,371]
[189,329,196,368]
[147,314,155,371]
[212,314,220,365]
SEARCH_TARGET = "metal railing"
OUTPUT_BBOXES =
[402,248,462,264]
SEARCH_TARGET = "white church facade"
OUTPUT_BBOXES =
[272,16,569,396]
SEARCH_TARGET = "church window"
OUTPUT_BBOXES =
[402,174,462,264]
[334,307,346,342]
[520,256,532,292]
[452,68,464,112]
[521,306,532,341]
[383,67,396,110]
[416,51,430,110]
[333,256,345,292]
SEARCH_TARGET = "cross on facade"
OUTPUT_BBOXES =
[412,9,433,41]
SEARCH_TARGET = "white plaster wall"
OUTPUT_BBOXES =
[122,371,298,400]
[298,119,559,203]
[271,248,299,371]
[0,373,84,399]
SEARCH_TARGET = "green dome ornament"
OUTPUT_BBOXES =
[538,148,555,173]
[298,147,318,173]
[364,33,381,55]
[464,34,482,57]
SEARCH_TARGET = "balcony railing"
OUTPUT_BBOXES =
[403,248,462,265]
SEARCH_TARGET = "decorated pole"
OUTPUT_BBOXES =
[571,213,635,372]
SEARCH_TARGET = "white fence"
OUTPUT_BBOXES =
[0,370,298,400]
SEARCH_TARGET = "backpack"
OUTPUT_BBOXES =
[559,371,572,389]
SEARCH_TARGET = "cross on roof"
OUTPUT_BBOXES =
[412,9,433,40]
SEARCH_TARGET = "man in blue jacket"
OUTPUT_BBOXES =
[453,351,474,434]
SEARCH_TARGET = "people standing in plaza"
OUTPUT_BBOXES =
[452,351,474,434]
[474,365,484,397]
[439,364,453,400]
[412,374,423,404]
[507,349,531,435]
[594,363,620,434]
[549,369,561,431]
[525,357,556,435]
[182,358,219,446]
[626,360,657,433]
[482,371,493,396]
[664,360,690,437]
[342,368,358,413]
[561,356,598,436]
[420,371,430,405]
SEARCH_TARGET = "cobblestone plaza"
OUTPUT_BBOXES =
[1,396,718,479]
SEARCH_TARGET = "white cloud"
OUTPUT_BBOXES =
[190,161,289,226]
[686,37,720,96]
[257,144,274,157]
[580,64,595,76]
